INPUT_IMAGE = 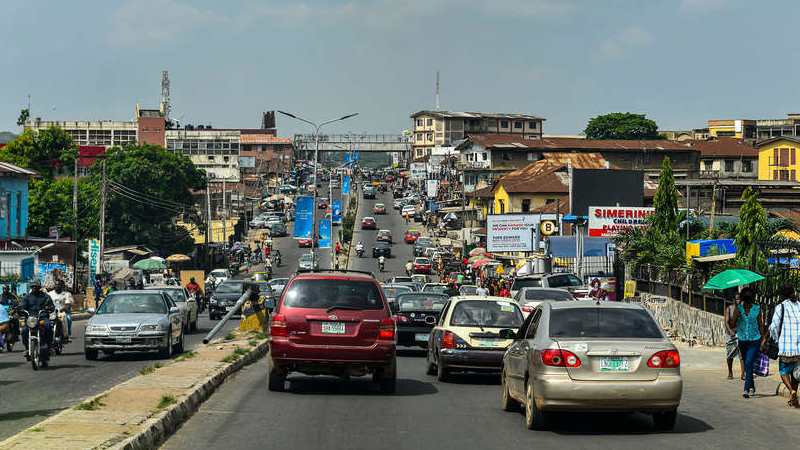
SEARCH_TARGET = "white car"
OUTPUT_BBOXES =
[298,253,319,271]
[207,268,230,287]
[401,205,416,217]
[145,286,199,332]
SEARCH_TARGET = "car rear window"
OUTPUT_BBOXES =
[547,274,583,287]
[284,279,384,310]
[550,308,663,339]
[512,278,542,290]
[382,286,411,299]
[422,284,447,294]
[523,289,573,301]
[396,294,447,311]
[450,300,523,328]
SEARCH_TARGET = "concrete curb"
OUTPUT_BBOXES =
[346,193,361,270]
[111,340,269,450]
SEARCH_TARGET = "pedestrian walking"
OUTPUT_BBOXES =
[731,287,764,398]
[724,293,745,380]
[767,284,800,407]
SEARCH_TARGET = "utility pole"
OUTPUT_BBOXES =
[72,157,79,292]
[205,186,211,272]
[222,178,227,249]
[709,177,717,230]
[99,159,107,275]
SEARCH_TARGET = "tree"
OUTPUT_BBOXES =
[0,127,77,178]
[27,177,99,239]
[584,112,663,140]
[734,187,769,267]
[652,156,679,234]
[16,108,30,127]
[97,143,207,255]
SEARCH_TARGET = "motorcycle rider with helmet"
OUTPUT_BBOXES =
[355,241,364,257]
[20,280,54,358]
[47,280,73,342]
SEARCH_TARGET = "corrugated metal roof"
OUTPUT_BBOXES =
[240,134,292,144]
[409,110,545,120]
[0,162,40,177]
[466,134,695,152]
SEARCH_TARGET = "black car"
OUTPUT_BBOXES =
[372,241,392,258]
[270,222,287,237]
[394,293,448,348]
[209,280,248,320]
[363,187,376,199]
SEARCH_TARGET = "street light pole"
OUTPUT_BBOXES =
[278,111,358,268]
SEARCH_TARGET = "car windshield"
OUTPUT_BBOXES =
[269,278,289,287]
[392,277,413,283]
[160,289,185,302]
[460,285,478,295]
[300,254,314,262]
[397,294,447,311]
[422,284,448,294]
[283,279,384,310]
[97,294,167,314]
[375,203,384,208]
[450,300,523,328]
[382,286,412,299]
[363,217,375,221]
[512,278,542,290]
[550,308,663,338]
[215,281,245,294]
[408,231,420,236]
[522,289,574,301]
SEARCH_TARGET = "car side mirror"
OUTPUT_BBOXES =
[87,307,96,314]
[170,307,181,314]
[498,328,517,340]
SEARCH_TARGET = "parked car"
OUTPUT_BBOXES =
[144,286,198,332]
[361,216,377,230]
[372,241,391,258]
[209,280,249,320]
[377,229,393,243]
[412,257,432,274]
[394,293,449,348]
[267,271,397,392]
[373,203,387,214]
[249,213,270,228]
[404,229,421,244]
[500,301,682,430]
[510,273,588,299]
[84,290,184,360]
[298,237,318,247]
[207,268,231,287]
[393,199,403,210]
[401,204,416,218]
[512,287,575,316]
[298,253,319,271]
[426,296,523,381]
[393,188,404,198]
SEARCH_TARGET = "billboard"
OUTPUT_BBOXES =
[588,206,655,237]
[331,200,342,224]
[570,169,644,218]
[88,239,101,281]
[486,214,538,252]
[293,196,314,239]
[239,156,256,168]
[318,219,332,249]
[410,162,427,180]
[426,180,438,197]
[342,176,350,195]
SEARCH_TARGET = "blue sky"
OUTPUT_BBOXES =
[1,0,798,137]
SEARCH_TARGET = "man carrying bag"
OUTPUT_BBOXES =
[766,284,800,408]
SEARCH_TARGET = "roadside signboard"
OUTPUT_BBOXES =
[540,220,557,235]
[318,219,332,249]
[342,176,350,195]
[88,239,101,281]
[293,196,314,239]
[426,180,438,197]
[588,206,655,237]
[486,214,538,252]
[240,156,256,168]
[332,200,342,224]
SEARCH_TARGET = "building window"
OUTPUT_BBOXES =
[416,133,423,142]
[529,121,537,130]
[527,152,534,161]
[724,160,734,172]
[703,160,713,171]
[488,119,497,127]
[499,200,505,214]
[416,119,423,127]
[500,120,509,128]
[223,156,230,162]
[482,153,488,161]
[742,159,752,172]
[426,119,433,126]
[514,121,522,129]
[502,153,510,161]
[521,199,531,212]
[427,133,433,141]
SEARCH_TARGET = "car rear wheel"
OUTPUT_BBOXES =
[267,358,286,392]
[437,361,450,382]
[375,358,397,393]
[426,359,436,376]
[653,411,677,430]
[525,382,547,430]
[501,368,519,412]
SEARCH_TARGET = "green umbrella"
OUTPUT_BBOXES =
[133,258,167,271]
[702,269,765,291]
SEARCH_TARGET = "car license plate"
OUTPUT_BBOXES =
[415,333,429,342]
[226,306,237,312]
[475,338,500,347]
[600,357,629,371]
[117,336,132,344]
[321,322,346,334]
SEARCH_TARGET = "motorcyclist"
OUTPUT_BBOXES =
[378,255,386,271]
[356,241,364,256]
[205,272,217,289]
[405,261,414,276]
[186,277,202,297]
[47,280,73,341]
[19,280,54,358]
[1,285,19,350]
[265,257,273,273]
[274,248,282,266]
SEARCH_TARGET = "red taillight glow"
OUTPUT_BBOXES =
[379,317,395,340]
[394,315,411,323]
[270,314,287,337]
[648,350,680,368]
[541,349,581,367]
[521,306,534,313]
[442,331,454,349]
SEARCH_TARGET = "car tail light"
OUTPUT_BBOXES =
[648,350,680,368]
[394,315,410,323]
[270,314,288,337]
[541,349,581,367]
[442,331,454,349]
[521,306,534,313]
[379,317,395,340]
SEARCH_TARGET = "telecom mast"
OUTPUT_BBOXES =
[436,70,440,110]
[161,71,171,120]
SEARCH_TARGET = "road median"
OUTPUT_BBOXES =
[0,330,269,450]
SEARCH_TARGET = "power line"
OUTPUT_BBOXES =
[109,186,188,213]
[109,180,196,210]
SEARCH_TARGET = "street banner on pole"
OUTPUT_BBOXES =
[88,239,101,281]
[319,219,332,248]
[342,176,351,195]
[294,196,314,238]
[332,200,342,224]
[426,180,438,197]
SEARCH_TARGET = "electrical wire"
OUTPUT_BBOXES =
[109,181,196,209]
[109,186,188,213]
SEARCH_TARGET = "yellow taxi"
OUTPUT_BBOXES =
[252,272,270,282]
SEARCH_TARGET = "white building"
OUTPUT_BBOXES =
[165,128,241,182]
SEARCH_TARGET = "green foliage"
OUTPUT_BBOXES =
[652,157,679,234]
[224,332,236,341]
[27,177,99,238]
[16,108,29,127]
[155,395,177,411]
[74,396,106,411]
[0,127,77,178]
[139,365,156,375]
[734,187,769,267]
[584,112,663,140]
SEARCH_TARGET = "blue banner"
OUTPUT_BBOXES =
[342,176,350,195]
[293,195,314,239]
[318,219,332,249]
[332,200,342,224]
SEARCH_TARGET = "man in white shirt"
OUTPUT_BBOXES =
[769,284,800,407]
[48,281,74,340]
[475,285,489,296]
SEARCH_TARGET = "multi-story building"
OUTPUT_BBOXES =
[165,127,241,182]
[409,111,544,159]
[756,114,800,140]
[691,138,758,179]
[707,119,757,139]
[239,132,292,196]
[756,136,800,181]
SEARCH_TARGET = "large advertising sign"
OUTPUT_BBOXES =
[410,162,427,180]
[88,239,101,281]
[331,200,342,224]
[426,180,438,198]
[318,219,332,249]
[342,176,350,195]
[486,214,539,252]
[293,196,314,239]
[588,206,655,237]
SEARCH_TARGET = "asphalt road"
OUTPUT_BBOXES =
[0,217,301,440]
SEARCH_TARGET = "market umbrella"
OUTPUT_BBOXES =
[471,259,492,268]
[150,256,166,263]
[468,254,492,263]
[469,247,486,256]
[702,269,765,291]
[166,254,191,262]
[133,258,166,271]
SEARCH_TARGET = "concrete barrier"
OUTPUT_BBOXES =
[629,293,728,347]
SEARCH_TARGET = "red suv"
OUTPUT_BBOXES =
[268,271,397,393]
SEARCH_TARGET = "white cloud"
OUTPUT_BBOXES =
[113,0,227,47]
[589,26,655,64]
[679,0,731,13]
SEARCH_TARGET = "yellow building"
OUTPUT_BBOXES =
[755,136,800,181]
[707,119,756,139]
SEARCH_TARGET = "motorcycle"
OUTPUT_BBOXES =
[1,304,20,352]
[275,254,282,267]
[50,309,66,356]
[21,310,51,370]
[356,248,364,258]
[379,261,385,272]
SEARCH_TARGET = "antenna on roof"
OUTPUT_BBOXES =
[160,71,171,121]
[436,70,440,110]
